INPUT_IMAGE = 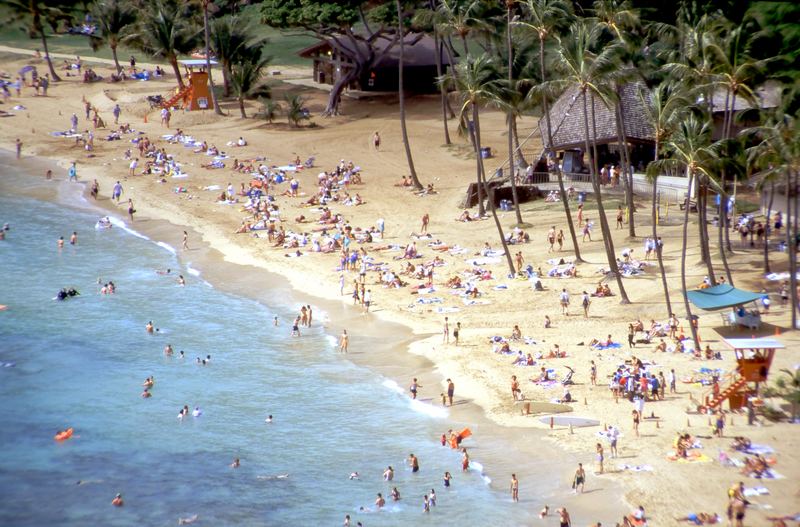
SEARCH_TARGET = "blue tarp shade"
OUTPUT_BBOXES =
[686,284,763,311]
[18,65,34,75]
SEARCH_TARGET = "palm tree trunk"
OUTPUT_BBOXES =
[170,56,185,89]
[505,6,522,225]
[238,94,246,118]
[223,62,232,97]
[717,182,734,285]
[111,43,122,74]
[203,0,223,116]
[698,180,716,282]
[764,181,774,274]
[474,104,516,276]
[38,26,61,81]
[512,117,526,168]
[787,169,798,329]
[397,0,423,190]
[583,90,629,303]
[652,165,672,317]
[540,37,582,263]
[682,172,701,349]
[433,30,451,145]
[615,87,635,237]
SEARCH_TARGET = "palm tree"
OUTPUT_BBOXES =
[744,108,800,329]
[515,0,583,262]
[1,0,67,81]
[450,55,516,275]
[649,115,720,349]
[124,0,200,89]
[397,0,423,190]
[640,82,689,318]
[593,0,641,238]
[212,15,268,98]
[502,0,524,224]
[201,0,223,115]
[261,98,280,123]
[285,93,310,127]
[230,54,271,118]
[91,0,137,74]
[553,20,629,302]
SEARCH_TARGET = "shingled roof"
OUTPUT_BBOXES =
[539,82,655,151]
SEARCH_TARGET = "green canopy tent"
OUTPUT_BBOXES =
[685,284,764,311]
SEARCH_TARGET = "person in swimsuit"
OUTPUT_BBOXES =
[383,466,394,481]
[408,453,419,473]
[443,471,452,488]
[510,474,519,502]
[375,493,385,508]
[596,443,604,473]
[391,487,400,501]
[111,493,124,507]
[573,463,585,493]
[409,378,420,399]
[461,448,469,471]
[558,507,571,527]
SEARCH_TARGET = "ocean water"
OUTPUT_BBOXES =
[0,163,541,526]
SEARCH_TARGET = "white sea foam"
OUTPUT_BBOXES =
[409,398,448,419]
[381,379,405,395]
[326,334,338,347]
[108,216,150,240]
[156,241,177,255]
[185,265,201,277]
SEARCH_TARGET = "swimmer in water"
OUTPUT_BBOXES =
[146,321,154,334]
[141,388,152,398]
[179,351,185,359]
[443,471,452,487]
[111,493,124,507]
[349,472,359,480]
[539,505,549,518]
[70,231,77,245]
[375,493,385,508]
[177,275,185,286]
[383,466,394,481]
[265,415,273,423]
[429,489,437,506]
[192,407,202,417]
[143,376,154,388]
[391,487,400,501]
[164,344,173,356]
[58,236,64,248]
[156,268,172,275]
[273,316,279,326]
[230,458,240,468]
[408,453,420,473]
[178,514,199,525]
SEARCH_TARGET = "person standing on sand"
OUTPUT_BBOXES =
[590,360,597,385]
[510,375,519,400]
[442,317,449,343]
[70,113,78,131]
[113,104,121,124]
[68,162,78,182]
[446,378,454,406]
[15,138,21,159]
[668,368,676,393]
[581,291,590,318]
[453,322,460,345]
[127,199,136,222]
[420,213,429,234]
[558,507,571,527]
[112,181,123,202]
[372,131,381,150]
[632,409,640,437]
[339,330,348,353]
[510,473,519,502]
[596,443,604,474]
[182,231,189,250]
[572,463,585,493]
[161,107,171,128]
[559,288,570,315]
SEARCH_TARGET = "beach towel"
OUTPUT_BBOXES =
[434,306,460,314]
[742,444,775,455]
[742,487,770,497]
[592,342,622,350]
[462,298,490,306]
[523,337,537,345]
[620,464,653,472]
[417,297,443,305]
[667,452,712,463]
[492,285,508,290]
[467,257,501,266]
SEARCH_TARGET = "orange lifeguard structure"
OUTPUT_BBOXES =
[161,59,217,111]
[702,338,784,411]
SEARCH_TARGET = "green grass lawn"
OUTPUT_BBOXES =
[0,5,316,68]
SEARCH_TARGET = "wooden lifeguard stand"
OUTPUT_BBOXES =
[703,338,784,411]
[162,59,217,111]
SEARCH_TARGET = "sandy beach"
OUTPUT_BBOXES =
[2,48,798,526]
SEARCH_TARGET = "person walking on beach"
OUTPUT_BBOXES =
[161,107,171,128]
[558,507,572,527]
[182,231,189,250]
[559,288,570,315]
[616,205,624,229]
[127,199,136,222]
[339,329,348,353]
[113,104,121,124]
[443,317,449,343]
[453,322,460,345]
[590,360,597,386]
[632,409,640,437]
[581,291,590,318]
[421,213,429,234]
[572,463,585,493]
[112,181,123,202]
[70,113,78,131]
[68,162,78,182]
[510,473,519,502]
[409,378,421,400]
[15,138,21,159]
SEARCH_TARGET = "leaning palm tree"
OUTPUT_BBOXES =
[230,54,271,118]
[124,0,200,89]
[515,0,583,262]
[1,0,66,80]
[552,20,629,302]
[397,0,423,190]
[640,81,689,318]
[91,0,137,74]
[450,54,516,275]
[649,115,719,349]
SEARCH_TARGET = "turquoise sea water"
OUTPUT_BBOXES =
[0,163,542,526]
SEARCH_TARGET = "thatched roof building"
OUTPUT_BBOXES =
[538,82,655,152]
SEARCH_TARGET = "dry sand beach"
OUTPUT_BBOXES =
[2,49,799,526]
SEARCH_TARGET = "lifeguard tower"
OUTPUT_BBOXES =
[702,337,784,411]
[161,59,217,111]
